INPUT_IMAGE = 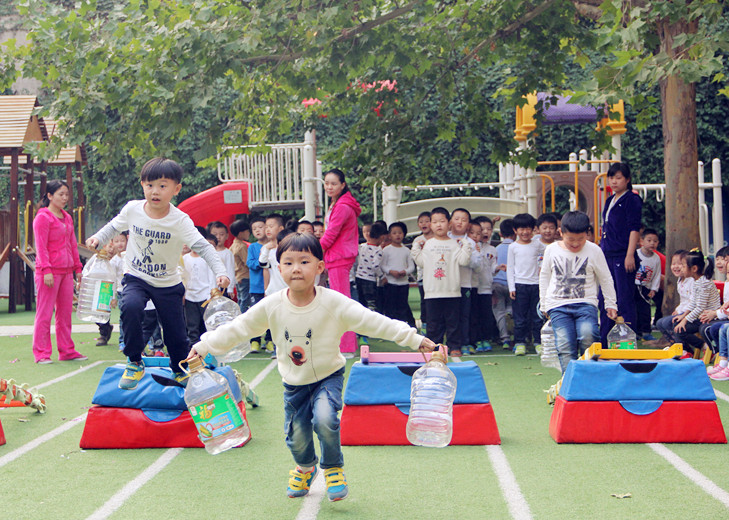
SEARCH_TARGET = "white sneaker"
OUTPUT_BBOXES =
[707,364,726,376]
[342,352,355,359]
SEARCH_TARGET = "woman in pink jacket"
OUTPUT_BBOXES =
[320,168,362,356]
[32,180,87,364]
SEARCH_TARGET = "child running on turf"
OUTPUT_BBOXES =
[539,211,618,372]
[673,250,720,358]
[651,250,692,348]
[412,207,473,356]
[86,158,229,389]
[187,233,436,501]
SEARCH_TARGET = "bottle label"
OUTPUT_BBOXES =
[189,392,244,440]
[610,340,637,350]
[92,280,114,312]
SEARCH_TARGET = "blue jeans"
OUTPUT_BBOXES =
[283,368,344,469]
[549,304,599,373]
[718,323,729,358]
[655,315,680,344]
[236,279,250,314]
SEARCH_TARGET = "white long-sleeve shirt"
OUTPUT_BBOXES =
[194,287,424,385]
[379,244,415,285]
[183,253,217,302]
[259,245,287,296]
[356,243,383,282]
[539,241,617,314]
[635,249,661,292]
[475,244,498,295]
[675,277,695,315]
[411,236,472,299]
[217,248,237,296]
[448,232,480,288]
[90,200,226,287]
[507,240,545,292]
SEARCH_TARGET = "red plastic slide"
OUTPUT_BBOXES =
[177,182,250,247]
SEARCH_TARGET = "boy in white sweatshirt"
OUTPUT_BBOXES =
[380,221,416,326]
[189,233,435,502]
[412,207,473,357]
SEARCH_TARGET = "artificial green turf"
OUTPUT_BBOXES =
[3,327,729,518]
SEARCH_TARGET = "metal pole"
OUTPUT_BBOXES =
[712,158,724,257]
[698,161,708,253]
[302,130,316,221]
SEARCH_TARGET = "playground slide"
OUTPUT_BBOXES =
[397,197,526,235]
[177,182,250,247]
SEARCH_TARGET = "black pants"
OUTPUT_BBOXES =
[384,284,415,327]
[184,299,206,345]
[121,274,188,371]
[96,321,112,341]
[418,283,427,323]
[513,283,542,344]
[356,278,377,311]
[634,285,654,335]
[472,293,497,343]
[249,292,271,344]
[675,320,704,353]
[425,297,462,350]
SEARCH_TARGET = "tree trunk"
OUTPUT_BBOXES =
[659,17,700,315]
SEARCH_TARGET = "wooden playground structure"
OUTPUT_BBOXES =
[0,95,87,313]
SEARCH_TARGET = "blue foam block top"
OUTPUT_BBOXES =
[559,359,716,401]
[343,360,489,405]
[92,365,243,410]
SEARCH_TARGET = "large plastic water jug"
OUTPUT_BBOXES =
[76,249,115,323]
[607,317,637,349]
[540,320,561,371]
[183,356,250,454]
[406,347,457,448]
[203,288,251,363]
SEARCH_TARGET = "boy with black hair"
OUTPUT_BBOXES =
[297,220,315,234]
[87,158,229,389]
[536,213,559,247]
[380,222,416,326]
[208,221,236,298]
[356,222,387,311]
[493,218,515,350]
[448,208,480,354]
[473,217,498,351]
[634,228,662,340]
[507,213,545,355]
[246,215,268,352]
[540,211,617,371]
[312,221,325,239]
[230,219,251,313]
[412,207,473,356]
[189,232,435,502]
[416,212,433,332]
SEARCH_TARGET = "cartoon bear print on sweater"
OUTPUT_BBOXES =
[285,327,312,366]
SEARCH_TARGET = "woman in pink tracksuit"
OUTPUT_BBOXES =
[320,168,362,356]
[32,180,87,364]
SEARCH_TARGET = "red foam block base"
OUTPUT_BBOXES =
[0,418,5,446]
[79,403,250,449]
[341,403,500,445]
[0,395,26,408]
[549,396,727,444]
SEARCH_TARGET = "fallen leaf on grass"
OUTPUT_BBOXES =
[611,493,632,499]
[484,362,498,366]
[9,358,19,363]
[532,372,543,376]
[18,418,29,423]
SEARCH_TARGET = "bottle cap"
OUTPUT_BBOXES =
[616,316,624,324]
[97,248,111,260]
[186,356,204,373]
[430,347,447,364]
[202,288,224,308]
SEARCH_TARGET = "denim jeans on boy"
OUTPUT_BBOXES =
[549,304,599,373]
[655,315,680,344]
[283,368,344,469]
[236,278,250,314]
[700,320,729,352]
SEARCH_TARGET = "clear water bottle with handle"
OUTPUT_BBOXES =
[183,356,250,454]
[540,320,561,370]
[607,317,637,349]
[406,346,457,448]
[202,288,251,363]
[76,249,115,323]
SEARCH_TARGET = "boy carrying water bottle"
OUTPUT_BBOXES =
[187,233,436,502]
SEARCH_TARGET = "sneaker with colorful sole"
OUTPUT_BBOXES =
[324,467,349,501]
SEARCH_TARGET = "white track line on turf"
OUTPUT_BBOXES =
[295,470,326,520]
[486,445,533,520]
[714,389,729,404]
[0,412,88,468]
[35,360,112,390]
[84,360,277,519]
[648,443,729,508]
[85,448,183,520]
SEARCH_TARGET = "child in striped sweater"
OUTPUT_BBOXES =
[673,250,720,358]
